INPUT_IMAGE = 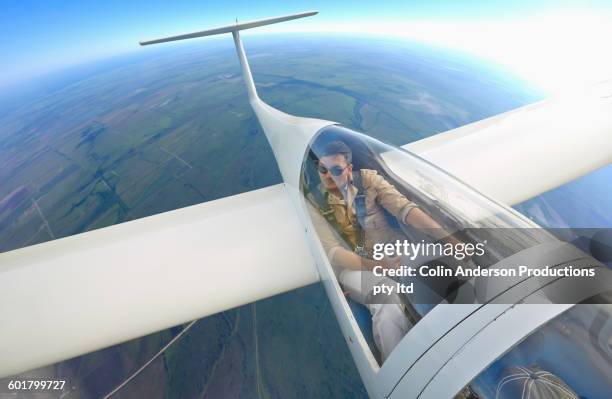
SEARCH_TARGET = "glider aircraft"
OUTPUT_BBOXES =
[1,11,612,398]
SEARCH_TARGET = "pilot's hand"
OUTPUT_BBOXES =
[458,243,476,263]
[440,234,473,262]
[362,255,402,271]
[380,254,402,270]
[454,246,472,262]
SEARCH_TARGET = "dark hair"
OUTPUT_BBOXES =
[321,140,352,164]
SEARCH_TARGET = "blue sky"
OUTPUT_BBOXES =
[2,0,612,92]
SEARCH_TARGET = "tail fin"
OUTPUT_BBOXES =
[139,11,318,102]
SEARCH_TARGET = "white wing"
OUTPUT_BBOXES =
[405,81,612,205]
[0,183,318,378]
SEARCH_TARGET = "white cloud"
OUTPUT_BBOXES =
[257,11,612,96]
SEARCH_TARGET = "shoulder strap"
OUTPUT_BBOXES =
[352,171,369,257]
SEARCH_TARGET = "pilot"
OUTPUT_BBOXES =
[307,140,455,361]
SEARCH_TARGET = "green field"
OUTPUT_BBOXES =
[0,35,539,253]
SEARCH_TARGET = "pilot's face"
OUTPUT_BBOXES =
[318,154,352,192]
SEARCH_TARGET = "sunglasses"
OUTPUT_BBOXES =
[317,164,347,176]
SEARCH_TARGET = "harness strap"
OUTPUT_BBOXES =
[352,171,369,257]
[307,170,370,257]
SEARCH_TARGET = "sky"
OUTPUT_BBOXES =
[2,0,612,94]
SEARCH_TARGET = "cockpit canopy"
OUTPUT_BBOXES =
[302,124,556,271]
[300,125,609,365]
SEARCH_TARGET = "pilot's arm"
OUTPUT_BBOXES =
[362,169,418,224]
[364,170,453,241]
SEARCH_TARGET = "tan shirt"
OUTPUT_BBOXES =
[314,169,418,265]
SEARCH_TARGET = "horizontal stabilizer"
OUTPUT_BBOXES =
[140,11,317,46]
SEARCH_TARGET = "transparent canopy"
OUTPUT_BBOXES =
[299,125,596,364]
[301,125,560,297]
